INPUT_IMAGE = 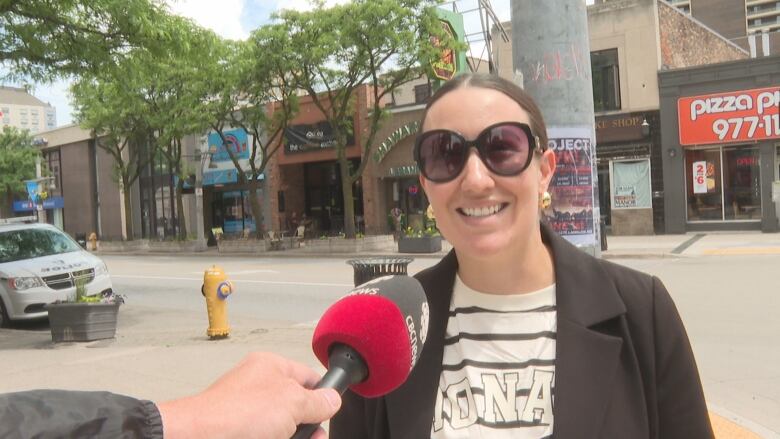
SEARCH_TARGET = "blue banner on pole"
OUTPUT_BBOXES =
[13,196,64,212]
[25,181,39,202]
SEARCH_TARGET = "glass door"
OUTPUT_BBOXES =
[685,148,723,221]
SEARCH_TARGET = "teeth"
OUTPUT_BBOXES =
[462,204,503,217]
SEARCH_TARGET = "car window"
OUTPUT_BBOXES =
[0,228,82,263]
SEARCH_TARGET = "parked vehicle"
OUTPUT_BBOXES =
[0,222,113,327]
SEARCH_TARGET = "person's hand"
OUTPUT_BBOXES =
[158,352,341,439]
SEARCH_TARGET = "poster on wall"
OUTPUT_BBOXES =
[692,160,707,194]
[543,126,598,248]
[611,159,651,209]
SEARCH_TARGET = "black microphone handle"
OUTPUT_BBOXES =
[291,344,368,439]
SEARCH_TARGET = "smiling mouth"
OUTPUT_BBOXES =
[457,203,508,218]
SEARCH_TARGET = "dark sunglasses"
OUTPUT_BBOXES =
[414,122,544,183]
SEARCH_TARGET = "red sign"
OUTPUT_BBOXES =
[431,20,456,81]
[678,86,780,146]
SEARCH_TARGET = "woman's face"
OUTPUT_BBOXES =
[419,86,555,258]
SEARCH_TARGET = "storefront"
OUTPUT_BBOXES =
[369,106,428,234]
[594,111,663,235]
[199,128,270,238]
[271,108,364,237]
[659,57,780,233]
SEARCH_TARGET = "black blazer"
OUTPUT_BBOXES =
[330,225,714,438]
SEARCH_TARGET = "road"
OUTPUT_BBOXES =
[1,252,778,436]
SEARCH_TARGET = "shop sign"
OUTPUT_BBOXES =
[374,121,420,163]
[678,86,780,145]
[431,20,457,81]
[389,165,419,177]
[284,119,354,154]
[595,113,646,144]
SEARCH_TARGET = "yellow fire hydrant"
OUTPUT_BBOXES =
[201,265,233,339]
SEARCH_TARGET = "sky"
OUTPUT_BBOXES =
[27,0,592,127]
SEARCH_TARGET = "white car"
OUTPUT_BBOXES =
[0,222,113,327]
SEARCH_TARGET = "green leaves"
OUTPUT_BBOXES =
[0,126,39,195]
[0,0,180,81]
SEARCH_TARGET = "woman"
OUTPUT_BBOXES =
[329,74,713,438]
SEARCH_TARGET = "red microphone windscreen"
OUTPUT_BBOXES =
[312,275,428,398]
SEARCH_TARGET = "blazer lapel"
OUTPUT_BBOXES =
[386,226,628,439]
[386,251,458,439]
[542,225,627,439]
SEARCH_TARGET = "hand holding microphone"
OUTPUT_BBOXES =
[293,275,429,438]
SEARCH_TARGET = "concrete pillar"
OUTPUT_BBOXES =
[511,0,600,256]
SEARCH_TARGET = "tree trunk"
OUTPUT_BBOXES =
[248,179,264,239]
[3,186,14,218]
[338,156,357,239]
[175,177,187,239]
[121,176,134,241]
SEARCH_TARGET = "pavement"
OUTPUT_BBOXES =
[3,230,779,438]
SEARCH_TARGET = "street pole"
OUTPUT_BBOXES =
[195,155,206,247]
[510,0,601,257]
[35,156,46,224]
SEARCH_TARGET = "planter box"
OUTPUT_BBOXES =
[148,239,207,253]
[216,239,268,254]
[46,302,120,342]
[300,236,396,254]
[398,236,442,253]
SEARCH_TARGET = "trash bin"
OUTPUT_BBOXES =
[75,233,87,249]
[346,257,414,286]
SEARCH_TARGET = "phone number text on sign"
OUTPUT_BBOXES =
[678,87,780,146]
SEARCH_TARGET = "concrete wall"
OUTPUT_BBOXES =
[59,140,96,238]
[95,143,122,240]
[588,0,662,112]
[658,1,748,69]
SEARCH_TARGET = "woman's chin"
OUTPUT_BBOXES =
[453,234,512,258]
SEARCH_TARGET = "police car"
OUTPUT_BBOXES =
[0,220,113,327]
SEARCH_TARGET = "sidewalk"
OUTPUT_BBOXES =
[96,230,780,260]
[1,305,774,438]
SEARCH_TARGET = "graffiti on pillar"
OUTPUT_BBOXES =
[523,44,590,84]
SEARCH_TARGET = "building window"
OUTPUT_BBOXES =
[685,146,761,222]
[414,83,432,104]
[591,49,621,112]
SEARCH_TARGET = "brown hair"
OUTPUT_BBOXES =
[419,73,549,151]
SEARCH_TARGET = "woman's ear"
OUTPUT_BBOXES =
[538,149,557,193]
[419,173,429,196]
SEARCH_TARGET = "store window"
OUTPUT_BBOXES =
[685,147,761,221]
[723,148,761,220]
[591,49,621,112]
[610,159,652,209]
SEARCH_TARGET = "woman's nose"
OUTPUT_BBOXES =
[459,150,495,193]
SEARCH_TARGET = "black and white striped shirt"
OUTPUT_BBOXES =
[431,275,556,439]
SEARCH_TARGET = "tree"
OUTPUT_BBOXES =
[206,25,300,238]
[143,28,226,239]
[0,126,39,217]
[72,16,218,240]
[70,54,155,240]
[0,0,181,81]
[279,0,458,238]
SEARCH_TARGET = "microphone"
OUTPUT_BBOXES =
[292,275,429,438]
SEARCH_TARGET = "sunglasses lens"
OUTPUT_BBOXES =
[418,132,466,182]
[481,124,531,175]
